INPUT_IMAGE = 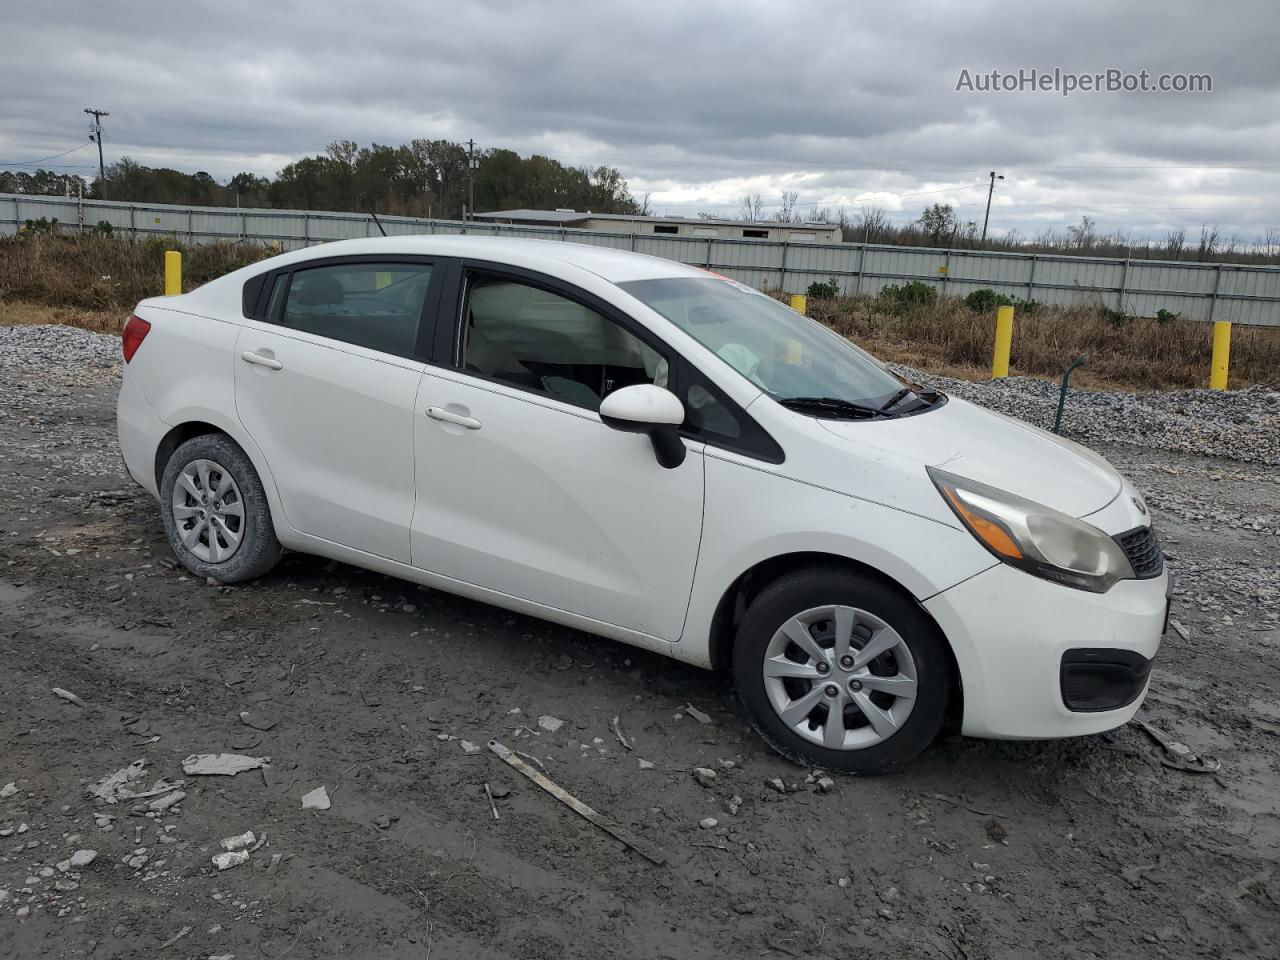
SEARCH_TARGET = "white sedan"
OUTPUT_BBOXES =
[116,236,1168,772]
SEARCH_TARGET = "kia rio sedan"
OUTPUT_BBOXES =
[116,236,1168,772]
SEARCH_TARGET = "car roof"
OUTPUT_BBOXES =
[263,235,708,285]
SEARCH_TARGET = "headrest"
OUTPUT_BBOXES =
[295,273,345,306]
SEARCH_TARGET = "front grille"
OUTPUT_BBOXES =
[1115,525,1164,579]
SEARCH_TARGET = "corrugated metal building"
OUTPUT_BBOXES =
[472,208,844,244]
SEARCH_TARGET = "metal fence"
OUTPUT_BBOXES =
[5,192,1279,327]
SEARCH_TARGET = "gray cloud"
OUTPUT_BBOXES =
[4,0,1279,241]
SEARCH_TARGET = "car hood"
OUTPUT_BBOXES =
[817,396,1122,518]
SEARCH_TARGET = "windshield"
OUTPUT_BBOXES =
[619,276,908,407]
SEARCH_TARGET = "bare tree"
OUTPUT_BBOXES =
[775,190,799,222]
[851,206,890,244]
[739,193,765,222]
[1067,215,1097,251]
[1197,224,1221,260]
[1164,227,1185,260]
[1263,227,1280,259]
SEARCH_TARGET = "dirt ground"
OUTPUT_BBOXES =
[1,366,1278,960]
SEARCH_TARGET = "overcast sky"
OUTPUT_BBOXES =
[5,0,1279,242]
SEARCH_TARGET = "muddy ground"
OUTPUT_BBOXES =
[1,361,1278,960]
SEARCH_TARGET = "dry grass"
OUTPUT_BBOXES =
[807,295,1280,391]
[0,300,125,333]
[0,232,275,312]
[2,233,1276,391]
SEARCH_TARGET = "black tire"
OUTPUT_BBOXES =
[732,566,951,774]
[159,433,283,583]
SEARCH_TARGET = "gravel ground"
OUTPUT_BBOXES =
[892,363,1280,466]
[1,323,1278,959]
[0,324,120,371]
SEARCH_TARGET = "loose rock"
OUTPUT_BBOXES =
[301,786,331,811]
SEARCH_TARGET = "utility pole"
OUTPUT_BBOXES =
[980,170,1004,245]
[467,138,477,219]
[84,107,109,198]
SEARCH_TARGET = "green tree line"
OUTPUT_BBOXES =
[0,139,643,219]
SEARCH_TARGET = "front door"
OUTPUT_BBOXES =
[234,258,439,563]
[410,268,705,642]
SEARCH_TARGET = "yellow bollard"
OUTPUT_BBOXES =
[789,294,807,315]
[1210,320,1231,390]
[991,305,1014,378]
[164,250,182,296]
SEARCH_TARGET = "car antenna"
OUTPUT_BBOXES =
[368,209,387,237]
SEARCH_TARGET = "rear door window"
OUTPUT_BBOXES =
[274,262,434,360]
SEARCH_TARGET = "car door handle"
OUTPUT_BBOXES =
[241,351,283,370]
[426,406,482,430]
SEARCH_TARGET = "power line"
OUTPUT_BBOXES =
[0,142,93,166]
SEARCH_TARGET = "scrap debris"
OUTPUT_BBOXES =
[301,786,331,810]
[220,830,256,851]
[182,753,269,776]
[684,704,713,725]
[610,714,633,751]
[212,850,249,871]
[484,782,500,821]
[87,760,184,805]
[52,687,86,708]
[238,711,278,731]
[159,925,192,948]
[1133,718,1222,773]
[487,738,665,865]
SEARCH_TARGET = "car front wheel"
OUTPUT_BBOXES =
[732,567,952,774]
[159,433,283,583]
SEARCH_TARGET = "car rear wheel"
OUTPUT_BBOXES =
[732,567,951,774]
[160,433,283,583]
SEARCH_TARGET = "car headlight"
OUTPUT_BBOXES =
[929,467,1135,593]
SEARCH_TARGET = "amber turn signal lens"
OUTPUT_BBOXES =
[942,487,1024,560]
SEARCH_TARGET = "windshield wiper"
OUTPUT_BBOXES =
[778,396,887,419]
[878,387,914,412]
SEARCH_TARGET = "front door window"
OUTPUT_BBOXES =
[460,276,668,409]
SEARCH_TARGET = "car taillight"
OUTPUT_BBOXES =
[122,315,151,363]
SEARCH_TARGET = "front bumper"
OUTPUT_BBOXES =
[924,563,1167,739]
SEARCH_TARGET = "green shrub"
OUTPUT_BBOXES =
[20,217,59,235]
[964,288,1041,314]
[806,277,840,300]
[964,288,1013,312]
[93,220,114,235]
[1102,306,1131,327]
[1155,308,1180,325]
[878,280,937,310]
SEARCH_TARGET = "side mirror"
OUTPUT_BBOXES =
[599,384,687,469]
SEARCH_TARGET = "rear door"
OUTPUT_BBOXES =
[234,256,442,563]
[410,264,705,642]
